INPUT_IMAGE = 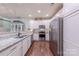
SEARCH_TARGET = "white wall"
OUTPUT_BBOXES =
[30,20,50,28]
[63,3,79,56]
[30,20,50,29]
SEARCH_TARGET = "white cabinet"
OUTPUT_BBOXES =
[27,36,31,49]
[0,42,22,56]
[0,35,32,56]
[8,42,22,56]
[33,33,38,40]
[22,38,28,55]
[8,46,22,56]
[22,36,31,55]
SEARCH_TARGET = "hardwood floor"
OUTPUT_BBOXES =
[26,41,53,56]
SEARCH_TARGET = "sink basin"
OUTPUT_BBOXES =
[15,35,27,38]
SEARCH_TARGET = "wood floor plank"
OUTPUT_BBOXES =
[26,41,53,56]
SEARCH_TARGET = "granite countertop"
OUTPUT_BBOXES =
[0,32,33,53]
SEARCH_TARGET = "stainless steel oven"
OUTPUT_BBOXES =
[39,25,46,40]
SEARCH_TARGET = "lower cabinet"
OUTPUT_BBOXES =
[0,42,22,56]
[33,33,39,40]
[8,42,22,56]
[22,36,31,55]
[22,37,28,55]
[27,36,31,50]
[0,35,32,56]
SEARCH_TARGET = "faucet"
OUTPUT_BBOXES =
[17,32,21,38]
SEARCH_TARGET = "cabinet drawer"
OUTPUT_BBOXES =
[0,42,21,56]
[8,43,22,56]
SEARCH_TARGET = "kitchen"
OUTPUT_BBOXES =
[0,3,79,56]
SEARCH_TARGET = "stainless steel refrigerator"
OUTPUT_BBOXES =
[49,17,63,56]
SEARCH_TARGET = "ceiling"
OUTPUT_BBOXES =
[0,3,63,20]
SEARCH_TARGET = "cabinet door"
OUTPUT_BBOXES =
[27,36,31,49]
[8,42,22,56]
[0,42,22,56]
[8,46,22,56]
[33,33,38,40]
[23,38,28,55]
[22,36,32,55]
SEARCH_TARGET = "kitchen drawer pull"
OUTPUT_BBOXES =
[10,46,17,52]
[7,46,17,55]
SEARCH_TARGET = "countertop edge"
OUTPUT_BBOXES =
[0,34,32,53]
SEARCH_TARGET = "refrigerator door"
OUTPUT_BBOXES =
[59,18,63,56]
[49,17,63,56]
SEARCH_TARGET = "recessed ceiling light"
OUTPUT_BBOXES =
[46,14,49,17]
[28,14,32,17]
[37,10,41,13]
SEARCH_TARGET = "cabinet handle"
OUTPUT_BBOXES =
[7,46,17,55]
[10,46,17,52]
